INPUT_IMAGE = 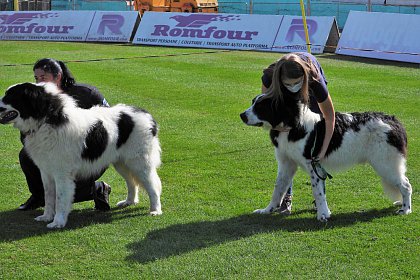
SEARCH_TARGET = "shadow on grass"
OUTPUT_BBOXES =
[126,207,396,264]
[0,206,147,242]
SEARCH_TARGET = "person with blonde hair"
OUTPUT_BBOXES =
[261,52,335,214]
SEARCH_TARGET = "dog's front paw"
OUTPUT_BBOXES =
[34,214,54,222]
[253,208,274,214]
[317,211,331,222]
[396,208,412,215]
[46,221,66,229]
[46,213,68,229]
[116,200,138,208]
[150,209,162,216]
[318,214,329,222]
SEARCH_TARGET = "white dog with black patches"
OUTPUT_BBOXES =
[240,93,412,221]
[0,83,162,229]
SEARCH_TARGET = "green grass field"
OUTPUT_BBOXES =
[0,41,419,279]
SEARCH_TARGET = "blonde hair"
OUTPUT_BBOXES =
[264,53,320,106]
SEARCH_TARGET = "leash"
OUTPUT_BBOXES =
[310,122,333,181]
[310,158,333,181]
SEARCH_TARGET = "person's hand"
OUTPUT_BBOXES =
[317,150,326,160]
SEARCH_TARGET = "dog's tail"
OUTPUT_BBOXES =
[151,137,162,169]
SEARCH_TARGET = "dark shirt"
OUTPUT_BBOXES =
[261,52,329,114]
[64,83,109,109]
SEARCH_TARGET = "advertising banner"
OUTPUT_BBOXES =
[271,16,339,54]
[133,12,339,53]
[0,11,95,41]
[86,11,139,43]
[336,11,420,63]
[133,12,283,51]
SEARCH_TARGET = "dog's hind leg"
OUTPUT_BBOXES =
[46,176,75,229]
[254,159,297,215]
[391,177,412,215]
[134,166,162,216]
[370,156,412,215]
[123,159,162,216]
[113,162,139,208]
[307,161,331,222]
[34,172,55,223]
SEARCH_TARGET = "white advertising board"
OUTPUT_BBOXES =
[86,11,139,43]
[133,12,339,53]
[133,12,283,51]
[271,16,339,54]
[0,11,95,41]
[336,11,420,63]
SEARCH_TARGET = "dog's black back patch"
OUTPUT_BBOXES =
[82,121,108,161]
[303,112,408,159]
[129,106,158,137]
[116,113,134,149]
[383,115,407,156]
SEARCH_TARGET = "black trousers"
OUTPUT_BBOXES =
[19,148,105,203]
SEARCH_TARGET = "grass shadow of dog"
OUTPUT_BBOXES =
[0,206,147,242]
[126,207,396,264]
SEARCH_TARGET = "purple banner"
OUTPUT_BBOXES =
[133,12,338,53]
[133,12,283,51]
[0,11,95,41]
[87,11,139,43]
[271,16,338,54]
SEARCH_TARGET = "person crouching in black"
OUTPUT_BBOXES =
[18,58,112,211]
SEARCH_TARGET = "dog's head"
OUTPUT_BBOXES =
[0,82,68,133]
[240,93,300,130]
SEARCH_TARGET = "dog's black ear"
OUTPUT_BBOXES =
[29,84,51,118]
[44,97,68,126]
[24,83,59,121]
[37,87,68,126]
[22,83,68,126]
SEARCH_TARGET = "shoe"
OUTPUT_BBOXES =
[277,195,292,215]
[94,181,111,211]
[18,195,44,211]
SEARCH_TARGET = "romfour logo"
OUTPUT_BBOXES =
[285,19,318,42]
[97,14,125,35]
[0,12,74,34]
[151,14,259,41]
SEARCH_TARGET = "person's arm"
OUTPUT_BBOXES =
[317,95,335,160]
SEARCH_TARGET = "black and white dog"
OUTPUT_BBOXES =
[0,83,162,228]
[240,93,412,221]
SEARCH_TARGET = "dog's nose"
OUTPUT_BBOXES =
[240,112,248,123]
